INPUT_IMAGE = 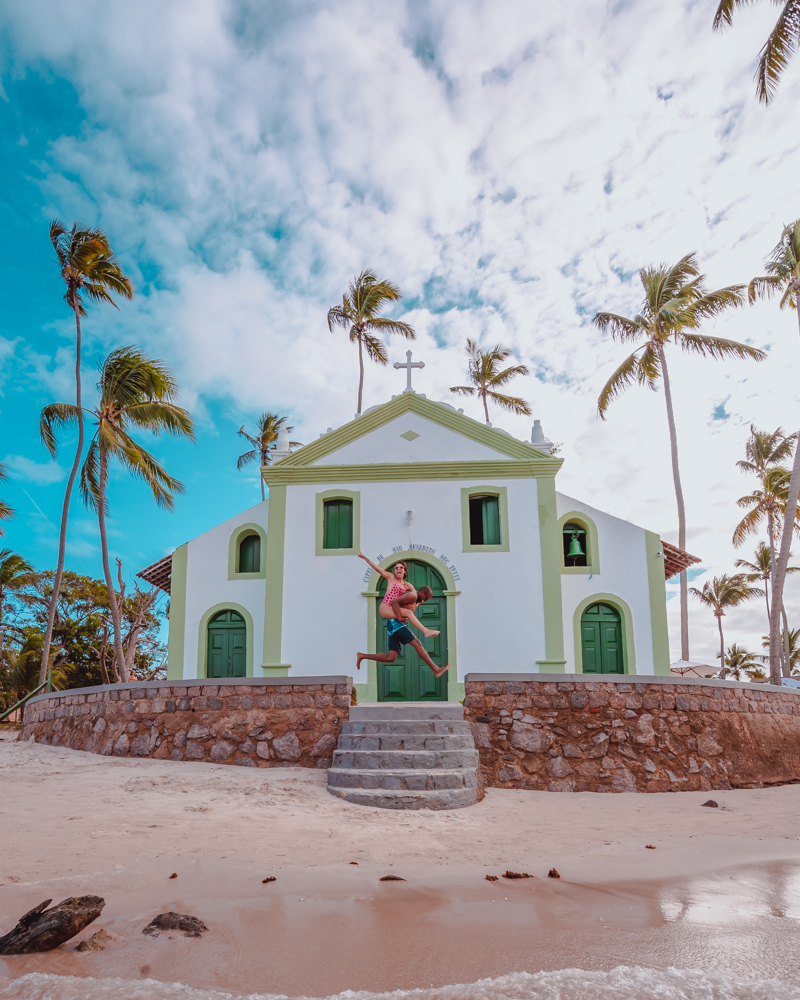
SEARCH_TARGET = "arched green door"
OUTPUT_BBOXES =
[580,602,624,674]
[207,610,247,678]
[377,560,448,702]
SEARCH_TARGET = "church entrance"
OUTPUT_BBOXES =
[376,560,448,701]
[580,602,624,673]
[207,609,247,677]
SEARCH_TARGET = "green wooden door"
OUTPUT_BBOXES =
[377,560,448,701]
[207,610,247,678]
[580,602,624,674]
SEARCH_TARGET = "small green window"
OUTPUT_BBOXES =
[468,495,501,546]
[323,499,353,549]
[238,534,261,573]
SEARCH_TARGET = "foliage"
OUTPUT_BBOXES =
[237,413,301,500]
[327,269,415,415]
[449,339,531,424]
[690,574,763,679]
[717,642,764,681]
[733,467,797,546]
[761,628,800,674]
[714,1,800,103]
[0,464,14,535]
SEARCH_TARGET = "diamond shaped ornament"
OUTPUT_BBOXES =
[400,429,420,441]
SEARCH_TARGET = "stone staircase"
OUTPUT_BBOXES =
[326,702,480,810]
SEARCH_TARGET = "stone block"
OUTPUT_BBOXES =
[498,764,525,782]
[113,734,129,756]
[273,731,302,759]
[210,740,236,761]
[240,696,254,710]
[208,698,223,710]
[256,741,272,760]
[185,740,206,760]
[187,724,210,740]
[611,768,637,792]
[546,756,572,778]
[570,692,588,709]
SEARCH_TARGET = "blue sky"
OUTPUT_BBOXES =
[1,0,799,662]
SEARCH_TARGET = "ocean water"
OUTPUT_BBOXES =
[2,968,800,1000]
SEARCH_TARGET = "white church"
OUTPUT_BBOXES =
[140,358,694,703]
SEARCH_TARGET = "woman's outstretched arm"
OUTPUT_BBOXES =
[358,551,393,581]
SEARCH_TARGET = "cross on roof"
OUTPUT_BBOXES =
[394,350,425,392]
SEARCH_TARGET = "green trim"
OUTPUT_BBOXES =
[537,477,565,671]
[646,531,671,674]
[460,486,510,553]
[198,602,255,678]
[571,594,636,675]
[557,510,601,576]
[364,550,459,692]
[315,488,361,556]
[269,392,562,469]
[265,459,560,486]
[262,665,291,676]
[167,544,188,680]
[227,522,267,579]
[262,484,289,670]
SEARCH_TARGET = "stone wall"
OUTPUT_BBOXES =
[19,676,354,769]
[463,673,800,792]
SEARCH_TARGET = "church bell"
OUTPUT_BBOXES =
[568,531,585,558]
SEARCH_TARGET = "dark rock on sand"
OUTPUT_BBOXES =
[0,896,105,954]
[143,912,208,938]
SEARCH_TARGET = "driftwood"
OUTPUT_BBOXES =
[0,896,105,954]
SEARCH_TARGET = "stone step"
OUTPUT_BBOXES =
[337,732,474,751]
[348,702,464,721]
[341,720,472,736]
[332,748,479,770]
[327,786,480,811]
[327,767,479,791]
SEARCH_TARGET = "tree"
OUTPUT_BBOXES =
[719,642,764,681]
[690,574,763,679]
[761,627,800,674]
[327,269,415,415]
[41,346,194,682]
[748,221,800,683]
[0,550,34,661]
[237,413,301,500]
[594,253,762,661]
[734,541,800,671]
[39,222,133,685]
[450,339,531,424]
[0,464,14,534]
[713,0,800,103]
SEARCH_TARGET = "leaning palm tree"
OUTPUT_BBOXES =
[0,550,34,660]
[237,413,301,500]
[748,220,800,682]
[450,340,531,424]
[41,346,194,681]
[327,269,415,415]
[0,464,13,535]
[713,0,800,103]
[761,628,800,674]
[719,643,764,681]
[690,574,763,679]
[595,253,762,661]
[39,222,133,685]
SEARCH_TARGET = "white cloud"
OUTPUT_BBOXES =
[2,0,800,662]
[4,454,66,486]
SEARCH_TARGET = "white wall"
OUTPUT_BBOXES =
[181,500,268,679]
[557,493,656,674]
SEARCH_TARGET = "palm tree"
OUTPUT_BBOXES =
[735,541,800,643]
[39,222,133,685]
[594,253,762,661]
[690,574,763,679]
[237,413,301,500]
[327,269,415,415]
[450,340,531,424]
[41,346,194,681]
[719,643,764,681]
[713,0,800,103]
[0,464,13,535]
[748,221,800,683]
[0,550,34,660]
[761,628,800,674]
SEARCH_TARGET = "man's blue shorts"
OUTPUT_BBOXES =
[386,618,415,653]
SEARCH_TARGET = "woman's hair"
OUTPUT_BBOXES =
[392,560,409,578]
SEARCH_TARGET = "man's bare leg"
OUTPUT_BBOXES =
[409,638,449,678]
[356,650,398,671]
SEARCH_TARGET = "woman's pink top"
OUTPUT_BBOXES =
[382,580,409,606]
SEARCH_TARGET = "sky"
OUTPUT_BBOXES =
[0,0,798,665]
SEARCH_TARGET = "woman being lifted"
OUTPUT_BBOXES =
[357,553,437,635]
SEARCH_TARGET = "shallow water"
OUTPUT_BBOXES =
[3,967,800,1000]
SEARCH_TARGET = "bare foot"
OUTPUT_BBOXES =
[431,663,449,678]
[422,629,441,638]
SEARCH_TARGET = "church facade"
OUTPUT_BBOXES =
[146,390,678,703]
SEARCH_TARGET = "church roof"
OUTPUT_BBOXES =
[137,554,172,594]
[662,541,701,580]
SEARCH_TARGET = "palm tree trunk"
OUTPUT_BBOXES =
[717,613,726,679]
[770,303,800,684]
[656,342,689,661]
[39,304,84,684]
[357,335,365,415]
[782,601,792,676]
[97,449,128,682]
[766,509,785,674]
[482,391,490,424]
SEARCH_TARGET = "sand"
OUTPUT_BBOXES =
[2,731,800,996]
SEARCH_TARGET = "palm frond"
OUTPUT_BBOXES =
[592,312,645,343]
[756,0,800,102]
[597,348,644,418]
[362,334,389,365]
[486,391,532,416]
[487,363,530,388]
[124,402,195,439]
[748,273,785,304]
[713,0,754,30]
[237,449,257,470]
[40,402,82,457]
[367,317,416,340]
[79,439,102,512]
[449,385,476,396]
[675,331,766,362]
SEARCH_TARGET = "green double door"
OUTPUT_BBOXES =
[207,610,246,678]
[377,560,448,701]
[580,602,624,674]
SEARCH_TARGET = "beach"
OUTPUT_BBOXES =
[2,731,800,998]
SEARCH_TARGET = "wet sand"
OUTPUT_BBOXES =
[2,733,800,995]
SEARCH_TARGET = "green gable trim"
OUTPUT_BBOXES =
[167,543,188,679]
[265,459,560,487]
[266,392,562,470]
[536,477,566,672]
[262,484,289,671]
[646,531,671,675]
